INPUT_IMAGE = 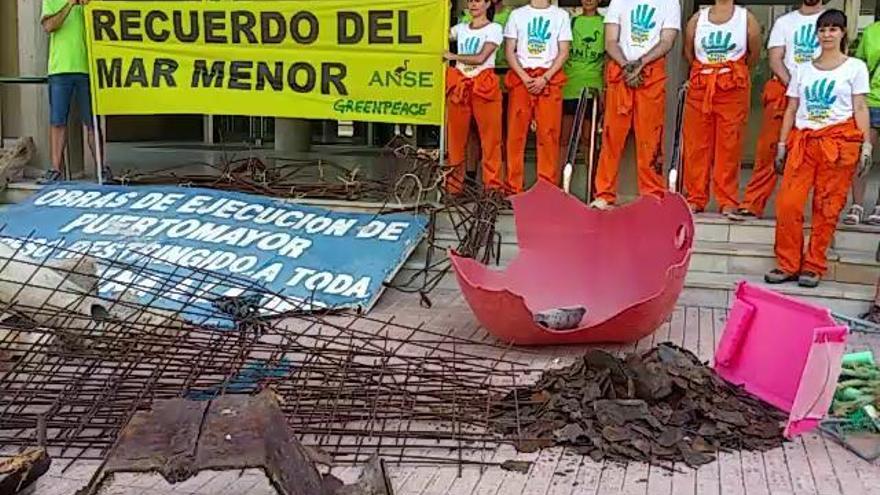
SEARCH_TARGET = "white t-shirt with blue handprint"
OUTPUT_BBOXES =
[504,5,573,69]
[451,22,504,77]
[787,57,870,130]
[768,10,822,77]
[694,6,747,65]
[605,0,682,62]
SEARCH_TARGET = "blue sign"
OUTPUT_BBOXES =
[0,184,428,326]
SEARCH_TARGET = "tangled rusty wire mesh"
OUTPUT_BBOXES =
[0,235,531,470]
[106,136,507,305]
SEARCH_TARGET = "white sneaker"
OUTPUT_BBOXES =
[589,198,613,210]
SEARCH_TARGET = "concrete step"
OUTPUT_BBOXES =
[692,214,879,252]
[393,267,874,317]
[691,241,879,285]
[681,270,874,316]
[414,226,878,283]
[433,210,879,252]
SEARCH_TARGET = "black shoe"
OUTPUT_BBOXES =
[727,208,757,222]
[765,268,798,284]
[36,169,62,185]
[797,271,820,288]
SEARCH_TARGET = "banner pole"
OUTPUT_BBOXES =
[94,114,104,185]
[437,118,446,204]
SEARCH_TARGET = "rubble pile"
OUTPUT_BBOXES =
[491,344,787,467]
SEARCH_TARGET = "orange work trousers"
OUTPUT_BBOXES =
[594,60,667,204]
[775,120,863,276]
[682,59,750,212]
[505,69,566,193]
[446,68,504,193]
[738,78,787,216]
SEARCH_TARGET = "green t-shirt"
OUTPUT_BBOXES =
[459,6,512,68]
[562,15,605,100]
[42,0,89,75]
[855,22,880,108]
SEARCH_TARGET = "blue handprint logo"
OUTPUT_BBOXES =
[527,16,551,55]
[700,30,737,63]
[459,36,481,55]
[630,4,657,44]
[793,24,819,64]
[804,78,836,123]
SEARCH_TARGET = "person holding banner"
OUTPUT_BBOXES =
[766,9,871,288]
[590,0,681,209]
[444,0,505,193]
[504,0,572,193]
[681,0,760,214]
[559,0,605,173]
[459,0,513,185]
[40,0,98,184]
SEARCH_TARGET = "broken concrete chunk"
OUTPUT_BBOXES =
[500,460,532,474]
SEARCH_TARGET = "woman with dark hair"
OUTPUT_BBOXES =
[766,9,873,288]
[444,0,505,193]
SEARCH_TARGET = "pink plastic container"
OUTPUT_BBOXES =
[715,282,849,438]
[450,180,693,345]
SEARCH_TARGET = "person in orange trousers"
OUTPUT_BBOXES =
[503,0,572,193]
[681,1,760,214]
[444,0,505,193]
[590,0,681,209]
[766,10,873,288]
[732,0,824,219]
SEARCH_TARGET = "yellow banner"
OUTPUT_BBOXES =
[84,0,448,125]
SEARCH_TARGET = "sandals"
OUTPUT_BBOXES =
[36,169,62,184]
[867,205,880,226]
[589,198,613,210]
[727,208,757,222]
[764,268,798,284]
[842,205,864,225]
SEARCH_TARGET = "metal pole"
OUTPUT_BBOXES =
[437,117,446,203]
[586,95,599,203]
[93,114,104,184]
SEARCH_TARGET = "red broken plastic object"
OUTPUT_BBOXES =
[450,180,693,345]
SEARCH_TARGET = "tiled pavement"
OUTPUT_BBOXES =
[15,288,880,495]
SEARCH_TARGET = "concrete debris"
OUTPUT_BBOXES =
[499,460,532,474]
[0,137,33,186]
[0,244,101,327]
[333,455,393,495]
[0,448,51,495]
[534,306,586,330]
[78,390,393,495]
[491,344,787,467]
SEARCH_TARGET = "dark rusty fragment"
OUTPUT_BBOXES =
[79,391,389,495]
[491,344,787,467]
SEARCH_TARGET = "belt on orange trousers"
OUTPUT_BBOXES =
[688,57,749,114]
[446,67,502,105]
[786,119,864,171]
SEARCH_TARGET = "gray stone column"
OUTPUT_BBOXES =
[16,0,50,168]
[274,119,311,154]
